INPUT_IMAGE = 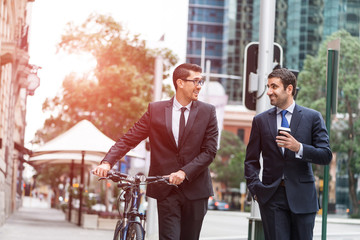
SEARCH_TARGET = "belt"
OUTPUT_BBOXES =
[280,179,285,187]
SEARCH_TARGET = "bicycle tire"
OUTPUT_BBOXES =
[113,220,122,240]
[126,223,144,240]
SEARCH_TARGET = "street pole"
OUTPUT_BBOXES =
[205,60,211,102]
[153,56,163,101]
[201,37,206,71]
[146,55,164,240]
[322,39,340,240]
[248,0,276,239]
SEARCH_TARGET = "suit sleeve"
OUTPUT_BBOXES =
[301,111,332,165]
[244,116,262,198]
[181,105,218,181]
[101,105,151,168]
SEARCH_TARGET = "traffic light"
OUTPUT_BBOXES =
[243,42,282,110]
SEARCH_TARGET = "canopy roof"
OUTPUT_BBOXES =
[28,119,143,166]
[31,119,116,157]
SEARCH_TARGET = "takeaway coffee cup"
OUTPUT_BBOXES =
[278,127,291,137]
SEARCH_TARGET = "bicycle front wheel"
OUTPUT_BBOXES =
[126,223,144,240]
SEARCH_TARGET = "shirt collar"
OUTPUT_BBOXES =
[173,95,192,111]
[277,101,295,115]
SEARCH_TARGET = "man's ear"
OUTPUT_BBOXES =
[287,84,293,95]
[176,79,183,89]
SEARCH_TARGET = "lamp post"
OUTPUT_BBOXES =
[26,65,41,96]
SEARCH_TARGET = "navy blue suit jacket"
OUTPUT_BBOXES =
[245,104,332,214]
[102,98,218,201]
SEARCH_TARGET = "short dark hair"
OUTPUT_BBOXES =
[172,63,202,90]
[268,68,297,96]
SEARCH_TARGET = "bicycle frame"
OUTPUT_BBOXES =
[97,170,174,240]
[120,177,146,231]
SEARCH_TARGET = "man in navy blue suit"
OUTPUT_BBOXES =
[245,68,332,240]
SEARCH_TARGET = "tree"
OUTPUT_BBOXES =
[210,130,246,189]
[34,164,72,207]
[297,30,360,217]
[34,13,178,143]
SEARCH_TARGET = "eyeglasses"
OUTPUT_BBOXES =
[180,78,205,86]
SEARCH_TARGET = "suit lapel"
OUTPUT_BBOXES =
[267,107,278,140]
[178,101,199,149]
[267,107,284,156]
[289,104,302,137]
[282,104,302,157]
[165,98,177,149]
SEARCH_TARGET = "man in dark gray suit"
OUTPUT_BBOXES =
[245,68,332,240]
[93,63,218,240]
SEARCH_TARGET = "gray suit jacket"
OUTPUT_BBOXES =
[102,98,218,201]
[245,104,332,214]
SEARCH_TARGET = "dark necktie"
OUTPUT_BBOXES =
[281,110,289,128]
[178,107,186,146]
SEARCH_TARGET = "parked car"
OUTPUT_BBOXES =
[208,196,217,210]
[214,200,230,211]
[208,197,230,211]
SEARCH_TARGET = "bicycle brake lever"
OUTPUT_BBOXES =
[169,183,179,188]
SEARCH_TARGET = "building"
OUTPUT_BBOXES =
[0,0,38,226]
[187,0,360,104]
[223,105,254,145]
[186,0,227,74]
[186,0,255,105]
[253,0,360,70]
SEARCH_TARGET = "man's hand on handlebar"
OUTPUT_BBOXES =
[168,170,186,185]
[92,162,111,177]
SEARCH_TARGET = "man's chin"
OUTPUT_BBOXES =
[269,99,276,106]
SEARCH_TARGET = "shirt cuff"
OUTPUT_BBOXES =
[295,143,303,158]
[101,160,112,168]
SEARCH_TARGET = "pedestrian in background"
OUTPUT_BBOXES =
[245,68,332,240]
[93,63,218,240]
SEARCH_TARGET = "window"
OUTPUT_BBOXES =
[237,129,245,142]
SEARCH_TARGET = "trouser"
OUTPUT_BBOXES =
[157,189,208,240]
[258,185,316,240]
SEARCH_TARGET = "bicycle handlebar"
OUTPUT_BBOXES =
[96,170,176,187]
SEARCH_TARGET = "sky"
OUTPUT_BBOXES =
[25,0,188,147]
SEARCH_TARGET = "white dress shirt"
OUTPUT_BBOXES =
[172,96,192,146]
[276,101,303,158]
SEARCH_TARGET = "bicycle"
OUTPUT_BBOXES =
[97,170,175,240]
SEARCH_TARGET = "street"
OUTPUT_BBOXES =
[1,197,360,240]
[201,210,360,240]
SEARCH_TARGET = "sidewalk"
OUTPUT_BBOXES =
[0,197,113,240]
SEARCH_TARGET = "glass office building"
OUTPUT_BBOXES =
[186,0,255,104]
[253,0,360,70]
[186,0,228,74]
[186,0,360,104]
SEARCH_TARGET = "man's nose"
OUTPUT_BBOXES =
[267,88,272,95]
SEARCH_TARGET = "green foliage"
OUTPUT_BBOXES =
[298,29,360,216]
[298,30,360,117]
[34,13,178,143]
[83,192,97,213]
[35,164,70,189]
[210,130,246,188]
[35,164,71,208]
